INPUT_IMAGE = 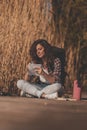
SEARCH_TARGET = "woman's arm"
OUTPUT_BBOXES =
[41,70,55,84]
[35,58,61,84]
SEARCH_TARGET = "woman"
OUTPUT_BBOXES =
[17,39,62,99]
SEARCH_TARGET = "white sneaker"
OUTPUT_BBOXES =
[25,93,33,98]
[20,90,33,98]
[20,90,26,97]
[45,92,58,99]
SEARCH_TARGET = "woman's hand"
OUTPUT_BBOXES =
[34,67,43,75]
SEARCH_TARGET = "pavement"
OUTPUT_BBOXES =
[0,93,87,130]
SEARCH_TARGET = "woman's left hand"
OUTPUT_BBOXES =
[34,67,42,75]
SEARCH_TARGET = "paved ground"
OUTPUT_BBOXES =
[0,93,87,130]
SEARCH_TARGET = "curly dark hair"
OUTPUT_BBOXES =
[29,39,55,71]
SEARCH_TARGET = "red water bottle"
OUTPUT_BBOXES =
[73,80,81,100]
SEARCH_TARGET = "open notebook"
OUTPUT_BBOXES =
[28,63,49,83]
[28,63,42,76]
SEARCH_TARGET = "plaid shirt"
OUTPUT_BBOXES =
[52,57,61,83]
[43,57,61,83]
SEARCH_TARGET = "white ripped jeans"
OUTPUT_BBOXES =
[17,80,61,98]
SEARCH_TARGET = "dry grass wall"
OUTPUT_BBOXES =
[0,0,63,94]
[0,0,86,94]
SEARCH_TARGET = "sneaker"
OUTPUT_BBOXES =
[25,93,34,98]
[45,92,58,99]
[20,90,26,97]
[20,90,33,98]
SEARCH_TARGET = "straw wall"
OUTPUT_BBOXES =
[0,0,86,94]
[0,0,62,94]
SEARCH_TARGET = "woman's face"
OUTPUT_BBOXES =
[36,44,45,58]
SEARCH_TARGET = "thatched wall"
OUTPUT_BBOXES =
[0,0,63,93]
[0,0,87,94]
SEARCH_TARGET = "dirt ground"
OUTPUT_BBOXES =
[0,92,87,130]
